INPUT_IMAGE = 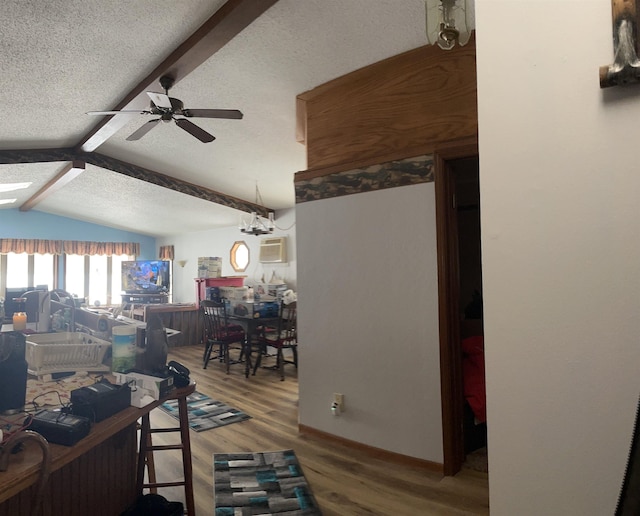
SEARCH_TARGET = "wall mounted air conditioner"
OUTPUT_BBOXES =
[259,237,287,263]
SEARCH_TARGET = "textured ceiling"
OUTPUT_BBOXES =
[0,0,430,237]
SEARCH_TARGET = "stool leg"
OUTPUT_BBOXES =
[145,428,157,493]
[136,414,151,495]
[177,396,195,515]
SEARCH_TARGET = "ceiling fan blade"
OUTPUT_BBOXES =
[126,119,161,141]
[174,118,215,143]
[87,110,150,116]
[182,109,243,120]
[146,91,172,109]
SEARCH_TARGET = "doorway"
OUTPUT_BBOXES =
[435,150,485,476]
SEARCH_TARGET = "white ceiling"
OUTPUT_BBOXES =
[1,0,430,237]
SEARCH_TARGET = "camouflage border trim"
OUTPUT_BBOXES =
[295,154,434,204]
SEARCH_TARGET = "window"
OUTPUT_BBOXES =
[65,254,85,299]
[111,255,128,305]
[33,253,54,289]
[88,255,108,307]
[230,241,250,272]
[1,250,133,307]
[6,253,28,288]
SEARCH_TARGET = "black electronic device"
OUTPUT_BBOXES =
[70,379,131,422]
[30,410,91,446]
[0,331,28,414]
[167,360,190,388]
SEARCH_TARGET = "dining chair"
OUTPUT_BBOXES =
[200,300,246,372]
[253,301,298,380]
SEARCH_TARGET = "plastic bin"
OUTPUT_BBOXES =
[25,332,111,377]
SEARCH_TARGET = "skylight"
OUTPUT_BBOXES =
[0,182,31,193]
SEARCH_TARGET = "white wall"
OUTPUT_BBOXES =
[476,1,640,514]
[297,184,443,462]
[158,208,296,303]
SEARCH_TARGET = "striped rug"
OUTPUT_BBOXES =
[159,391,251,432]
[213,449,322,515]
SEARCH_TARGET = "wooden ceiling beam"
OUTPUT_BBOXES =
[0,148,272,216]
[0,148,76,164]
[20,161,85,212]
[3,1,280,214]
[83,152,271,217]
[76,0,279,153]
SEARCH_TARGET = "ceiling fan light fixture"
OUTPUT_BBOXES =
[239,211,275,236]
[425,0,475,50]
[239,185,275,236]
[87,76,243,143]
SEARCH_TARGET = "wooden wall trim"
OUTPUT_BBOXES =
[294,135,478,183]
[434,153,465,476]
[298,424,444,474]
[297,37,477,170]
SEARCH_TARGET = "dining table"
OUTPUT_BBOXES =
[226,313,279,377]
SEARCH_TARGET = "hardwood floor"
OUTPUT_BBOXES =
[147,345,489,515]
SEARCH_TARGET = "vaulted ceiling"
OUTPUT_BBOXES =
[1,0,430,237]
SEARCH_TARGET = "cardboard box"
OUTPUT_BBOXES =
[219,286,249,301]
[197,257,222,278]
[255,283,288,301]
[230,300,280,318]
[114,371,174,400]
[205,286,221,302]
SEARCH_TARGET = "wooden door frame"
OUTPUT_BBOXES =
[434,137,479,476]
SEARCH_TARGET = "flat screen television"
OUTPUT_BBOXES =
[121,260,171,294]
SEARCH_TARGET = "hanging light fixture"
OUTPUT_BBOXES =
[239,184,276,236]
[425,0,475,51]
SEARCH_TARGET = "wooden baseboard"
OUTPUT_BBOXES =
[298,424,444,474]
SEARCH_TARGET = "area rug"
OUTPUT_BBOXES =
[214,449,322,515]
[159,391,251,432]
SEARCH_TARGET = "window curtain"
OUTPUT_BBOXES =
[0,239,64,254]
[0,239,139,256]
[159,245,174,260]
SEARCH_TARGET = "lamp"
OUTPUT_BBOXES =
[177,260,187,268]
[239,184,275,236]
[425,0,475,51]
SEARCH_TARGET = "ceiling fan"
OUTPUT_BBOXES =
[87,75,243,143]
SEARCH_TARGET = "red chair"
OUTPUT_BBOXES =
[253,301,297,380]
[201,300,246,373]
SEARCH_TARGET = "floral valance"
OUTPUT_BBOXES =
[0,239,140,256]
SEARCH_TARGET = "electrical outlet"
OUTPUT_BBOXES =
[333,393,344,409]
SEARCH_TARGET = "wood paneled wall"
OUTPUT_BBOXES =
[0,426,136,516]
[142,304,203,347]
[296,38,477,177]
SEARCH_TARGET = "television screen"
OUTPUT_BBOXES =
[121,260,171,294]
